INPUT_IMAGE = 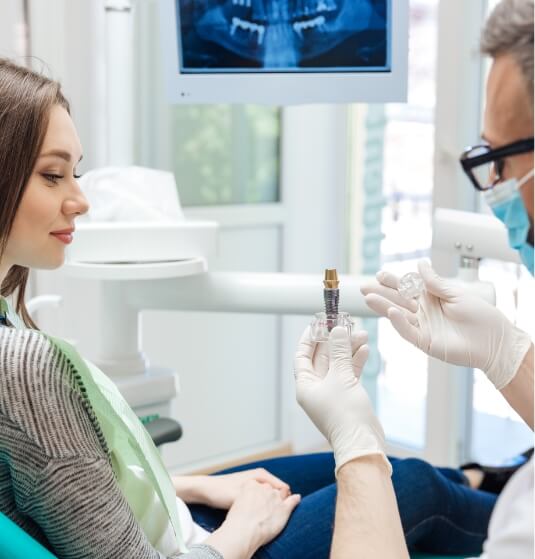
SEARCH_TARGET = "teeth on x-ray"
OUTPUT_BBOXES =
[181,0,386,70]
[317,0,337,12]
[251,0,267,22]
[230,16,266,45]
[242,0,338,21]
[293,15,326,37]
[297,0,335,17]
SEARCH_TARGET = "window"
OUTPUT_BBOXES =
[376,0,439,449]
[168,105,280,206]
[134,0,281,207]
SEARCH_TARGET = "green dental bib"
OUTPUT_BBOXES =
[0,298,25,329]
[47,336,187,555]
[0,298,186,555]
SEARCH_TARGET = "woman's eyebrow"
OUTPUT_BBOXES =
[39,149,83,163]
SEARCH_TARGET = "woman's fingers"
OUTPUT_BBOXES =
[283,493,302,513]
[275,485,291,499]
[254,469,291,493]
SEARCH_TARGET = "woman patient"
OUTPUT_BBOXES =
[0,58,526,559]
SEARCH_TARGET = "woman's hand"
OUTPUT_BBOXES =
[228,479,301,553]
[173,468,291,509]
[203,479,301,559]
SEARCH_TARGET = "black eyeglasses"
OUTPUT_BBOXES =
[460,137,534,191]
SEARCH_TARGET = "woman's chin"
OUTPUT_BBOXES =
[38,254,66,270]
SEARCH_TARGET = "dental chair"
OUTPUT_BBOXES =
[0,512,471,559]
[0,415,182,559]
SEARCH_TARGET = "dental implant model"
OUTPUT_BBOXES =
[323,268,340,328]
[310,268,353,342]
[398,272,425,300]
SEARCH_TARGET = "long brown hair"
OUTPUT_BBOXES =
[0,59,70,328]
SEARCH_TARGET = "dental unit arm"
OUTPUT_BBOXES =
[40,208,513,416]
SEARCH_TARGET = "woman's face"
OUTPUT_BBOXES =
[2,105,89,272]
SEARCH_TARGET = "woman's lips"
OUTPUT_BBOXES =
[50,232,73,245]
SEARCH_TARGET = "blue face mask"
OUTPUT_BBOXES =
[483,168,534,275]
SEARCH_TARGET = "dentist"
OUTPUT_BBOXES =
[295,0,534,557]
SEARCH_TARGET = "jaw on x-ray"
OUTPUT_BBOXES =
[178,0,389,71]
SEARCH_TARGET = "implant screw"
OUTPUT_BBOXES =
[324,269,340,331]
[324,289,339,316]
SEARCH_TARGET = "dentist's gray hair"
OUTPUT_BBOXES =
[481,0,534,104]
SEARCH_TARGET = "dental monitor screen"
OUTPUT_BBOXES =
[160,0,408,104]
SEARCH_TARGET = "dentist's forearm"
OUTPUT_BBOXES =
[331,455,409,559]
[500,343,534,429]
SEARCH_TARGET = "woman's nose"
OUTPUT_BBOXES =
[75,193,90,216]
[64,183,90,217]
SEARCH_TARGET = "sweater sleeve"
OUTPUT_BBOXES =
[185,545,225,559]
[22,454,223,559]
[1,329,224,559]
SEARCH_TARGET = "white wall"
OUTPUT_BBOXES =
[28,0,107,172]
[0,0,25,59]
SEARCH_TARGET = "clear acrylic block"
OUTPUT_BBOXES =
[398,272,424,300]
[310,311,353,342]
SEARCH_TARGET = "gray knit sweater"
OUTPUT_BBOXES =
[0,326,223,559]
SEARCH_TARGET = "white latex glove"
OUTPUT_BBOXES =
[294,326,391,476]
[361,260,532,390]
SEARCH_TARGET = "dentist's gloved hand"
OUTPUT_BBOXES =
[361,260,532,390]
[294,326,391,476]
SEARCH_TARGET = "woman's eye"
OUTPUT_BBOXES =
[74,173,82,179]
[42,173,64,184]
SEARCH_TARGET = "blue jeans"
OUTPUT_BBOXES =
[189,453,497,559]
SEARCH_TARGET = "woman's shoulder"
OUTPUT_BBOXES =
[0,327,63,385]
[0,327,105,459]
[0,327,60,378]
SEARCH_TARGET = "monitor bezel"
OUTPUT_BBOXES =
[160,0,408,105]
